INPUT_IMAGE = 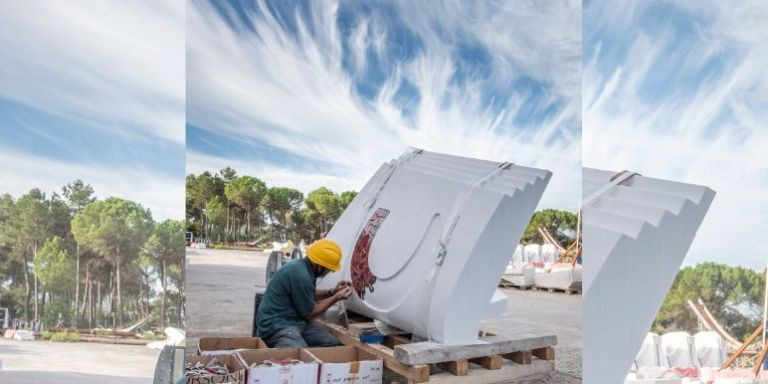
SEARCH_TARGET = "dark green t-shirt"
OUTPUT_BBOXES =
[256,258,316,339]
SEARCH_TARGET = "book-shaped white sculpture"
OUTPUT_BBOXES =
[318,148,551,344]
[582,167,715,384]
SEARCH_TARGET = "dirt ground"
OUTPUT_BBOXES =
[186,248,582,383]
[0,338,159,384]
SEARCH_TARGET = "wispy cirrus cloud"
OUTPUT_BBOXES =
[583,0,768,269]
[187,0,581,210]
[0,1,185,220]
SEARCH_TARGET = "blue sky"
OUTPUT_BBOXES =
[583,1,768,269]
[0,1,185,220]
[187,0,582,211]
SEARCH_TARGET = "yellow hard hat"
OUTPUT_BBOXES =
[307,239,342,272]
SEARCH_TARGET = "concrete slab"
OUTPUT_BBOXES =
[0,338,159,384]
[184,247,268,352]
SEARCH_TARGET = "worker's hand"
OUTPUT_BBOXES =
[333,286,353,300]
[333,280,351,294]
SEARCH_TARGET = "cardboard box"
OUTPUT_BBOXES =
[198,337,269,356]
[306,346,383,384]
[185,354,246,384]
[240,348,320,384]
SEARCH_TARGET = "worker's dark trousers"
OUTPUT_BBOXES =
[265,321,341,348]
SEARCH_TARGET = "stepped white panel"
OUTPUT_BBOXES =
[583,167,715,383]
[318,148,551,344]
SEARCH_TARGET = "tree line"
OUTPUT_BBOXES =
[186,167,357,244]
[0,180,185,330]
[654,262,765,340]
[521,209,579,248]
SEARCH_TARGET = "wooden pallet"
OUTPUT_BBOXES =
[531,285,581,295]
[317,315,556,383]
[498,281,533,290]
[498,277,534,290]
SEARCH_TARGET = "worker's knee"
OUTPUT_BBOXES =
[301,322,341,347]
[265,326,308,348]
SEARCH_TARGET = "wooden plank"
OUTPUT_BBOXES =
[318,320,430,383]
[394,334,557,365]
[504,351,532,364]
[753,344,768,376]
[430,358,554,384]
[384,334,412,349]
[347,321,377,338]
[469,355,503,370]
[438,359,469,376]
[532,347,555,361]
[721,324,762,370]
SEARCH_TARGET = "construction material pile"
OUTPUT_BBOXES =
[503,242,582,292]
[625,331,768,383]
[185,358,229,378]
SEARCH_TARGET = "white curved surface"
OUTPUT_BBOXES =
[583,167,715,383]
[318,148,551,344]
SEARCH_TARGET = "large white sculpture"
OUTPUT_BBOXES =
[318,148,551,344]
[582,167,715,384]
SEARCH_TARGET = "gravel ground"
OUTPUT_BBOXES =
[0,338,159,384]
[482,288,582,382]
[549,347,582,383]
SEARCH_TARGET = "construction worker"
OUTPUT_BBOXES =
[256,239,352,348]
